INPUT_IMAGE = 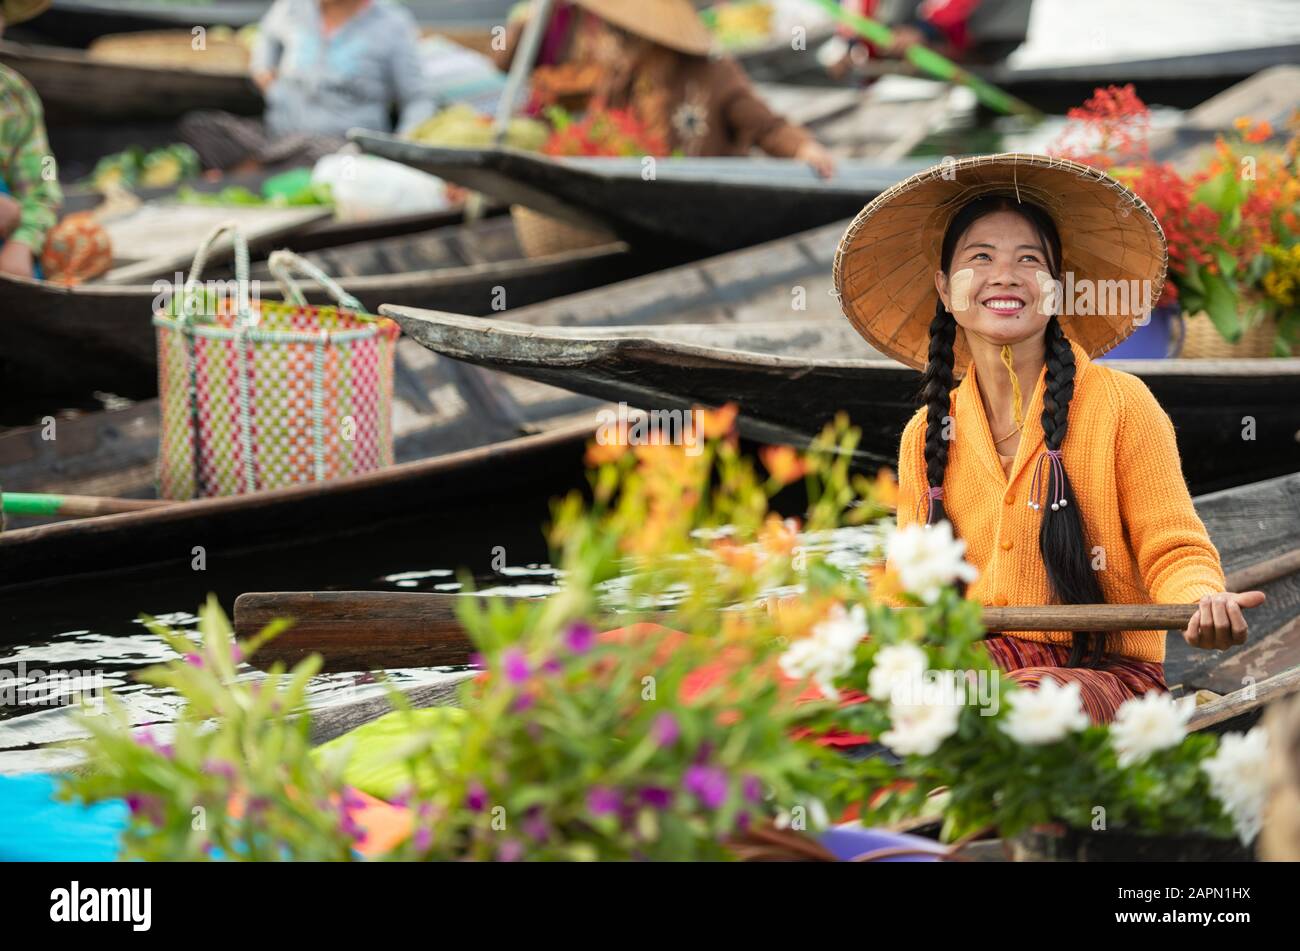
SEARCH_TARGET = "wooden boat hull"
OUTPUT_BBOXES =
[0,218,643,409]
[0,422,593,597]
[0,39,261,123]
[24,1,518,45]
[383,308,1300,496]
[984,44,1300,113]
[350,133,933,253]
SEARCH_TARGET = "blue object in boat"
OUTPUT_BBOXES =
[818,825,947,862]
[0,774,127,862]
[0,176,45,281]
[1099,304,1182,359]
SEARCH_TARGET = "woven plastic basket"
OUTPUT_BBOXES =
[510,205,615,259]
[153,224,399,500]
[1180,310,1286,359]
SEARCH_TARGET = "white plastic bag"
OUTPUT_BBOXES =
[312,151,451,221]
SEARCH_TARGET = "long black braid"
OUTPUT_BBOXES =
[917,195,1107,668]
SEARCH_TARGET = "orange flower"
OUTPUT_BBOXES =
[586,437,629,466]
[759,444,811,485]
[712,537,762,574]
[864,559,905,606]
[1245,120,1274,144]
[759,513,800,558]
[698,402,739,440]
[872,467,898,509]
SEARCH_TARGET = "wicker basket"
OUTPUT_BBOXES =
[1180,310,1287,359]
[510,205,615,259]
[88,31,250,73]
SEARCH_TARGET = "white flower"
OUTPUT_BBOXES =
[1201,726,1269,845]
[1109,691,1195,767]
[885,520,979,604]
[881,670,963,756]
[778,603,868,700]
[868,642,928,705]
[999,678,1089,746]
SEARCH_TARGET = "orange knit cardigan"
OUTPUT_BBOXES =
[890,336,1226,663]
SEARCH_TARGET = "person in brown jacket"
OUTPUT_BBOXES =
[497,0,836,177]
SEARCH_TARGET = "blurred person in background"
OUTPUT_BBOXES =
[181,0,437,173]
[496,0,836,177]
[0,0,60,278]
[826,0,1032,79]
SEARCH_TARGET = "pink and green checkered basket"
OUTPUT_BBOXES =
[153,223,400,500]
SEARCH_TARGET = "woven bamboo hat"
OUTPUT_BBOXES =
[2,0,51,24]
[571,0,714,56]
[834,153,1168,375]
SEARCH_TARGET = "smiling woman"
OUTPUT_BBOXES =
[834,153,1267,723]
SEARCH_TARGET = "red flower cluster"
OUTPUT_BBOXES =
[542,105,670,158]
[1051,83,1151,169]
[1121,164,1218,305]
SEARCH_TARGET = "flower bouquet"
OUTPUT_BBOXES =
[1052,85,1300,357]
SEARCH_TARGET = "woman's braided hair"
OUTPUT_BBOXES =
[920,195,1107,667]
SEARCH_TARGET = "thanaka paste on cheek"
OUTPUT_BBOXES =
[1035,270,1058,316]
[950,268,974,311]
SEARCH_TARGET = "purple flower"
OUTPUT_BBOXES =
[511,693,536,714]
[202,758,236,781]
[734,811,751,833]
[522,807,550,842]
[184,653,204,668]
[469,652,486,670]
[502,649,530,685]
[684,764,728,810]
[133,729,173,759]
[497,839,524,862]
[742,775,763,804]
[639,786,673,810]
[413,826,433,852]
[465,781,488,812]
[652,712,680,747]
[541,658,563,676]
[565,621,596,654]
[587,786,621,817]
[231,644,244,665]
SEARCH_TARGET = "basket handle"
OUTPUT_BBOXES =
[267,249,367,314]
[180,220,253,326]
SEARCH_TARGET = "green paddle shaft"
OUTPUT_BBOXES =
[807,0,1042,119]
[1,492,170,518]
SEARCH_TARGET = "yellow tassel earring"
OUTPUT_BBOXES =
[990,345,1024,450]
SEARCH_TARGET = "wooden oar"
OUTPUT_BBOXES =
[1,492,172,519]
[236,546,1300,673]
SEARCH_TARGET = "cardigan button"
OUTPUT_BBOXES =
[1004,494,1013,505]
[1000,540,1014,551]
[993,595,1009,606]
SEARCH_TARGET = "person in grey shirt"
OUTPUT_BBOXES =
[182,0,437,172]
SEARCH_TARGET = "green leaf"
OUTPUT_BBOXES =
[1214,248,1237,279]
[1201,271,1242,342]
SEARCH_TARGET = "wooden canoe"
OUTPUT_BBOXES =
[0,214,643,409]
[22,1,518,44]
[0,317,603,501]
[982,43,1300,113]
[0,418,595,598]
[350,131,935,253]
[383,308,1300,496]
[0,38,261,123]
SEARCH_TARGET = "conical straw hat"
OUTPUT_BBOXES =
[571,0,714,56]
[834,153,1168,376]
[3,0,52,24]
